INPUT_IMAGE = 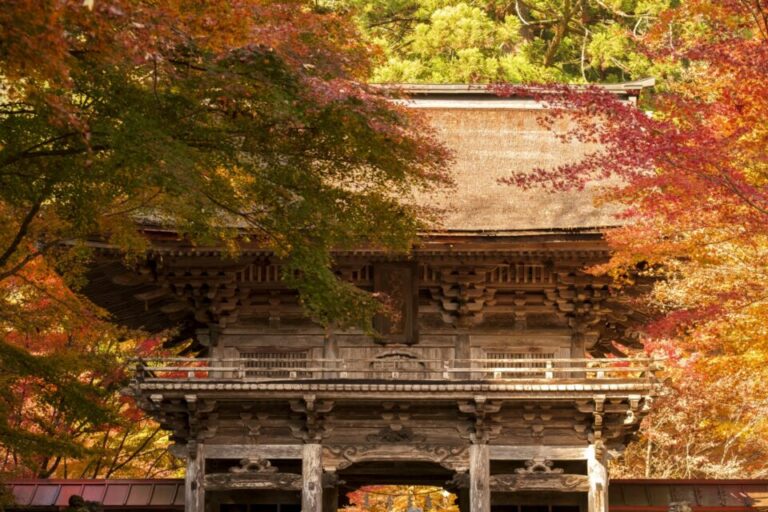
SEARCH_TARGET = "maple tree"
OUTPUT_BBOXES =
[0,0,449,477]
[0,258,181,478]
[500,0,768,477]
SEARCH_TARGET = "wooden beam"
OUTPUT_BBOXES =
[185,443,205,512]
[587,444,609,512]
[490,474,589,493]
[204,472,302,491]
[303,443,323,512]
[489,446,589,461]
[202,444,302,460]
[469,444,490,512]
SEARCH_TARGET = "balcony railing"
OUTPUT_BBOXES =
[133,357,659,383]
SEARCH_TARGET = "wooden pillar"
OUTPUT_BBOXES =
[185,442,205,512]
[469,444,490,512]
[303,443,323,512]
[587,444,609,512]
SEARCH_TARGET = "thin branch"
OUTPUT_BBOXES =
[106,426,162,477]
[0,199,44,271]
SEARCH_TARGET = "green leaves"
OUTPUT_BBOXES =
[348,0,672,83]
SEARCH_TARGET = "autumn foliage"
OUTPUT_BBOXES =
[501,0,768,477]
[0,0,449,478]
[343,486,459,512]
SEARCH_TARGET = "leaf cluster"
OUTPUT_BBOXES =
[341,0,673,83]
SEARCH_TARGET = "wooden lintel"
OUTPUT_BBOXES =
[204,472,302,491]
[203,444,303,460]
[489,446,589,460]
[490,474,589,493]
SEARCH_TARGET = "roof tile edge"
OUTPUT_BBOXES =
[372,78,656,96]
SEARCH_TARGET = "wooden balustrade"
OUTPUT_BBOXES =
[133,357,659,383]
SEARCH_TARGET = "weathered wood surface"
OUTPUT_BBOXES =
[204,472,302,491]
[469,444,490,512]
[303,443,323,512]
[452,472,589,493]
[587,444,609,512]
[203,444,302,460]
[489,446,590,460]
[325,444,469,471]
[185,443,205,512]
[490,474,589,493]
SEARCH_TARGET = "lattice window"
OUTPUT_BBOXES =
[484,351,555,378]
[240,350,309,378]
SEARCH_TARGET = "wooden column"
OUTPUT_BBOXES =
[302,443,323,512]
[185,442,205,512]
[587,444,608,512]
[469,444,490,512]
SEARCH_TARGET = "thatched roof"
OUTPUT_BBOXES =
[405,80,652,233]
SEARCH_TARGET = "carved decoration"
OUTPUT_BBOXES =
[240,412,268,439]
[428,265,498,327]
[289,395,334,442]
[458,397,502,444]
[514,458,564,474]
[205,472,302,491]
[591,395,606,448]
[228,456,278,474]
[366,426,426,443]
[448,472,588,493]
[369,351,426,379]
[322,472,344,489]
[326,444,469,472]
[447,472,469,490]
[490,473,589,493]
[522,404,552,438]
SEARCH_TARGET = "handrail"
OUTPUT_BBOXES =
[132,356,660,383]
[135,357,656,363]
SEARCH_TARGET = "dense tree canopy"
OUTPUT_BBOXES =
[4,0,768,482]
[344,0,673,83]
[0,0,449,477]
[499,0,768,477]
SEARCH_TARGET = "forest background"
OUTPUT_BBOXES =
[1,0,768,486]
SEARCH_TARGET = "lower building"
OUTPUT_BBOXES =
[5,479,768,512]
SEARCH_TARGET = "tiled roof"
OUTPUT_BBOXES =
[414,107,622,232]
[5,479,768,510]
[6,480,184,509]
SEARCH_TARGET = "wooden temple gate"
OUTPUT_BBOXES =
[131,353,656,512]
[82,81,660,512]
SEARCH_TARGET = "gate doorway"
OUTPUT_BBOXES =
[341,485,458,512]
